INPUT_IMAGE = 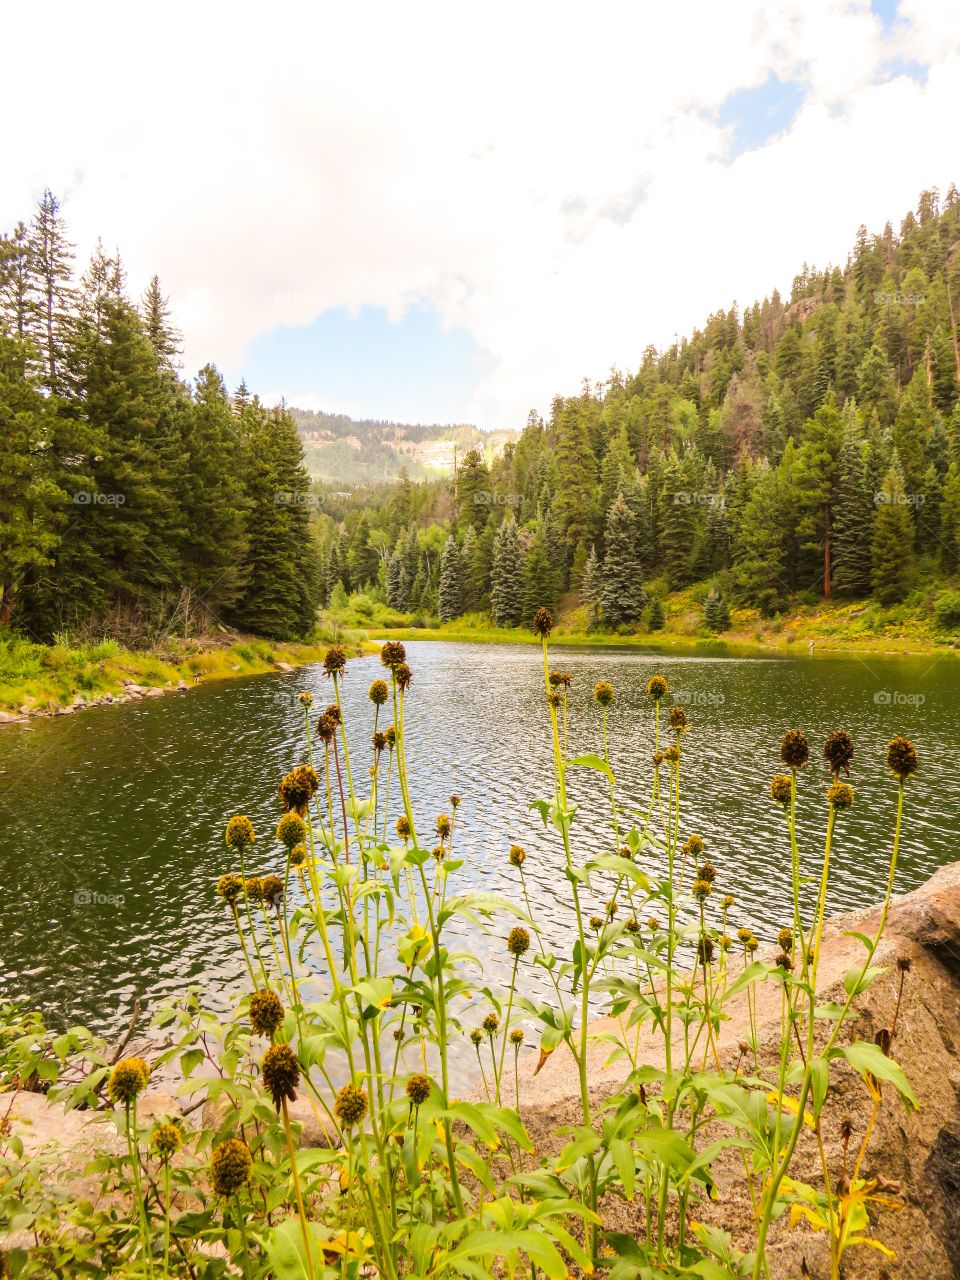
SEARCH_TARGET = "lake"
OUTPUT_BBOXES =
[0,640,953,1051]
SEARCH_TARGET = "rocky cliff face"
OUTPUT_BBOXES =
[516,861,960,1280]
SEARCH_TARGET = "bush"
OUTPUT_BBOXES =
[934,589,960,629]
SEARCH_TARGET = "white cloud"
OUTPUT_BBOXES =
[2,0,959,428]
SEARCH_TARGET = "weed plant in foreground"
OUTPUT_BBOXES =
[0,615,920,1279]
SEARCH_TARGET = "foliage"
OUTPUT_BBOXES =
[0,635,919,1279]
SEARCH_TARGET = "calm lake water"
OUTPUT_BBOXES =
[0,640,954,1047]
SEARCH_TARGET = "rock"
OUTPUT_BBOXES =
[515,862,960,1280]
[0,709,27,724]
[145,686,166,698]
[275,661,295,672]
[176,679,189,691]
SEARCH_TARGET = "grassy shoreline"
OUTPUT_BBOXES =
[0,631,370,720]
[325,591,960,661]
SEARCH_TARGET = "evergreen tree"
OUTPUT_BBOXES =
[601,493,646,627]
[460,525,479,611]
[27,189,75,395]
[438,534,463,622]
[455,449,491,530]
[646,596,665,631]
[832,412,874,597]
[871,460,914,605]
[490,517,525,626]
[702,586,730,632]
[523,532,555,617]
[580,545,602,622]
[141,276,182,371]
[733,461,788,614]
[659,453,695,589]
[794,400,843,597]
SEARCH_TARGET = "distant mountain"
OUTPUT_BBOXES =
[289,408,516,485]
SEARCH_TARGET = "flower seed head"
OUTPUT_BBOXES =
[663,745,680,765]
[244,876,263,902]
[217,872,243,904]
[261,875,283,907]
[372,730,386,753]
[737,927,754,944]
[625,917,640,933]
[887,736,918,780]
[406,1074,431,1106]
[589,915,603,931]
[262,1043,300,1109]
[225,815,255,848]
[322,646,347,677]
[780,729,810,769]
[697,937,715,965]
[384,726,396,747]
[722,894,735,909]
[606,899,618,917]
[278,765,319,815]
[508,844,526,867]
[775,951,792,971]
[108,1056,150,1105]
[396,815,411,840]
[823,728,854,776]
[549,670,572,688]
[510,1028,524,1046]
[828,781,854,810]
[211,1138,252,1196]
[646,916,659,931]
[720,933,734,951]
[507,926,531,957]
[381,640,407,670]
[250,990,285,1038]
[532,607,554,637]
[745,937,759,954]
[777,927,794,951]
[896,955,912,973]
[668,706,689,733]
[450,794,461,809]
[692,878,712,901]
[275,812,306,849]
[150,1121,182,1160]
[682,834,704,858]
[436,814,451,839]
[334,1082,368,1128]
[697,860,717,883]
[839,1116,854,1141]
[470,1028,483,1047]
[298,690,314,708]
[395,663,413,692]
[770,774,793,804]
[646,674,669,702]
[369,679,389,706]
[289,843,307,866]
[316,712,337,743]
[593,681,615,708]
[482,1012,500,1034]
[546,690,562,708]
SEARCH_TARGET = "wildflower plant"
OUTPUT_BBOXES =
[0,628,921,1280]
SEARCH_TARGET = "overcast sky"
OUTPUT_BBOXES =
[4,0,959,429]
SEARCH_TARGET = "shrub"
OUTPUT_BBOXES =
[934,589,960,629]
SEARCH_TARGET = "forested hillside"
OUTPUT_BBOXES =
[314,187,960,634]
[0,192,321,643]
[291,408,514,485]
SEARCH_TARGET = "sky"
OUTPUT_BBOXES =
[3,0,959,430]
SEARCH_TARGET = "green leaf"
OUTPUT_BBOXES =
[264,1217,321,1279]
[810,1058,829,1118]
[610,1137,636,1199]
[568,753,616,785]
[839,1041,918,1109]
[843,964,885,997]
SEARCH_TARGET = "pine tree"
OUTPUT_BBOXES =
[646,596,665,631]
[702,586,730,632]
[141,276,182,371]
[832,412,874,597]
[460,525,479,611]
[0,223,30,340]
[733,460,788,614]
[438,534,463,622]
[659,453,695,589]
[794,400,843,597]
[580,545,601,621]
[455,449,491,530]
[523,532,555,617]
[871,462,915,605]
[27,190,75,395]
[601,493,645,627]
[490,517,525,626]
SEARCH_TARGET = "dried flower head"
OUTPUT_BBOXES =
[450,794,461,808]
[896,955,912,973]
[663,745,681,765]
[647,675,669,702]
[692,878,712,901]
[316,713,337,743]
[482,1012,499,1034]
[436,814,452,839]
[108,1057,150,1105]
[244,876,263,902]
[275,812,306,849]
[289,843,307,867]
[298,690,314,708]
[150,1121,183,1160]
[262,1043,300,1109]
[395,663,413,692]
[780,729,810,769]
[546,690,562,709]
[775,951,792,971]
[225,815,255,848]
[682,834,705,858]
[384,726,396,747]
[720,933,734,951]
[324,702,342,726]
[510,1028,524,1046]
[381,640,407,670]
[261,875,283,907]
[697,937,715,965]
[839,1116,854,1142]
[369,679,389,706]
[217,872,243,904]
[431,844,445,862]
[323,646,347,678]
[250,989,285,1038]
[887,736,918,780]
[737,927,754,945]
[722,894,735,909]
[606,899,618,918]
[668,706,689,733]
[549,670,572,688]
[646,916,659,931]
[625,917,641,934]
[745,937,759,954]
[469,1028,483,1047]
[697,861,717,883]
[508,844,526,868]
[372,730,386,754]
[593,681,615,708]
[278,765,319,814]
[824,728,854,776]
[652,750,664,768]
[777,927,794,951]
[589,914,604,931]
[828,781,854,810]
[770,774,793,804]
[396,815,411,840]
[532,607,554,637]
[507,926,531,957]
[211,1138,252,1196]
[405,1074,431,1107]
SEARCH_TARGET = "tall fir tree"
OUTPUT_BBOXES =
[489,517,525,626]
[831,411,874,597]
[438,534,463,622]
[601,493,646,627]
